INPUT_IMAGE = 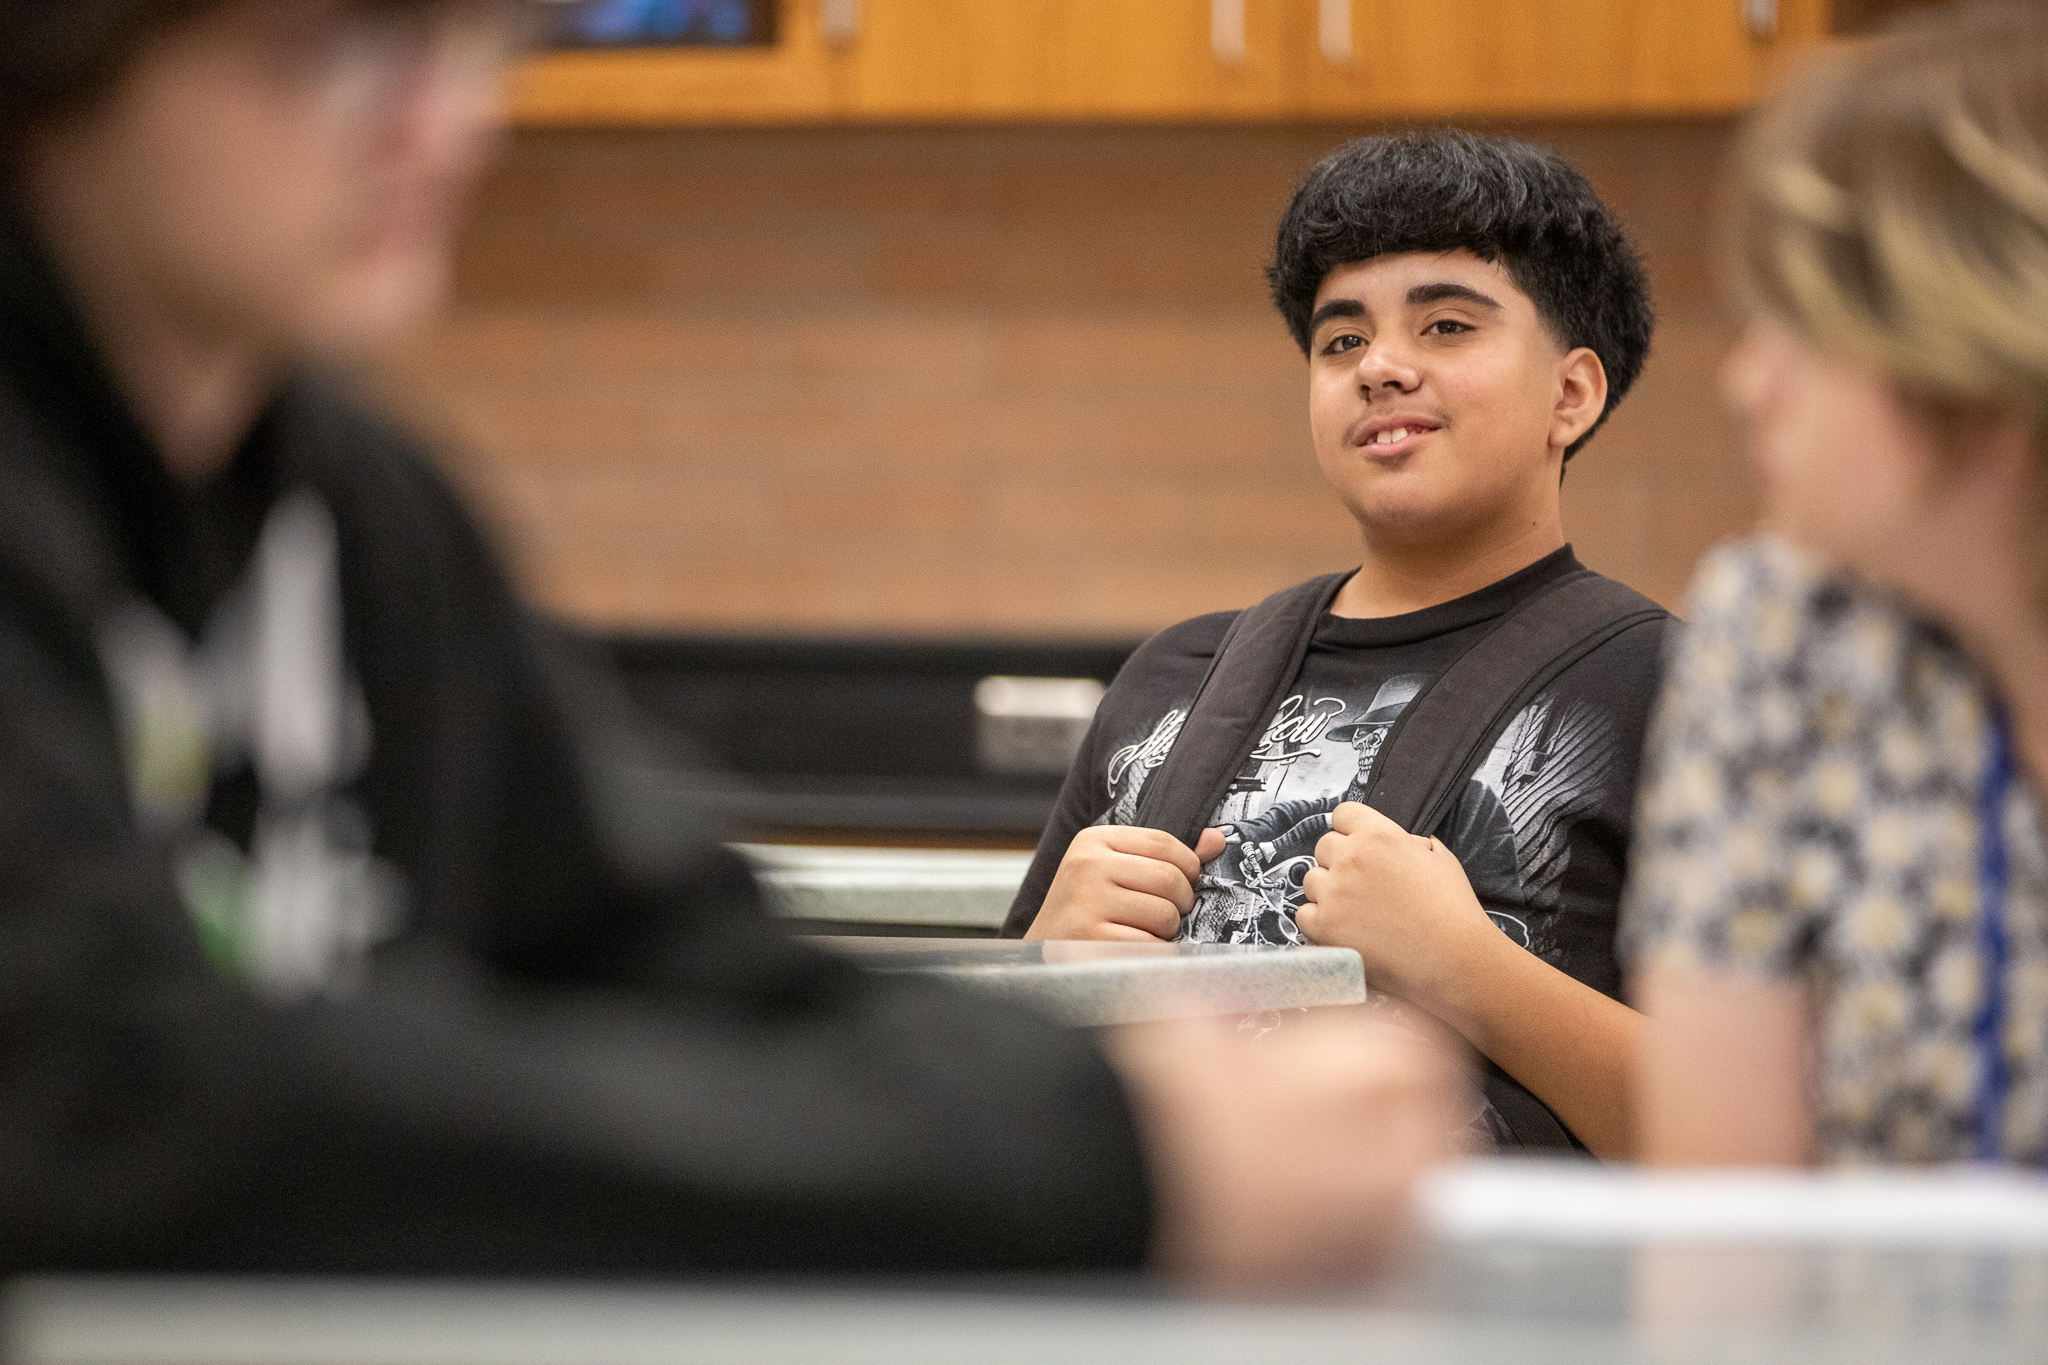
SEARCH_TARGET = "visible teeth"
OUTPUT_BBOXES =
[1376,427,1409,445]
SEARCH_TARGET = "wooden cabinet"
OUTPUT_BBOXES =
[504,0,1829,127]
[840,0,1297,120]
[1299,0,1829,117]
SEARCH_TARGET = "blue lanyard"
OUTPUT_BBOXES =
[1974,705,2016,1162]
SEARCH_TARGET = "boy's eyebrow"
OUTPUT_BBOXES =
[1308,283,1502,336]
[1308,298,1366,333]
[1406,281,1503,311]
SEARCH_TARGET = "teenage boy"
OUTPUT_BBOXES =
[0,0,1453,1277]
[1005,132,1672,1160]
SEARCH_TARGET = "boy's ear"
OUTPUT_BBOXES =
[1552,347,1609,455]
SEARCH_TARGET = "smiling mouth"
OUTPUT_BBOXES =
[1356,423,1438,451]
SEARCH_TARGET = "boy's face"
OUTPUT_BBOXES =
[27,1,515,361]
[1305,249,1605,551]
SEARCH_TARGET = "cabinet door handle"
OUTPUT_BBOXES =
[1745,0,1777,39]
[1320,0,1352,64]
[1212,0,1247,64]
[822,0,859,45]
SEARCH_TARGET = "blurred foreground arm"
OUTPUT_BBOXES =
[1634,964,1815,1166]
[1616,544,1844,1167]
[1107,1012,1460,1286]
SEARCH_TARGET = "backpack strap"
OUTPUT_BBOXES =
[1131,571,1351,849]
[1360,568,1664,1153]
[1361,570,1665,836]
[1480,1064,1586,1153]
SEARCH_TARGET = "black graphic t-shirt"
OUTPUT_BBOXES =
[1006,547,1671,1012]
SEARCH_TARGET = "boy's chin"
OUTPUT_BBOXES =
[1335,485,1471,543]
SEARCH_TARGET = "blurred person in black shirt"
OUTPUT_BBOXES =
[0,0,1454,1280]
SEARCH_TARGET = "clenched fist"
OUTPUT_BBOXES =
[1297,801,1501,1003]
[1025,824,1228,941]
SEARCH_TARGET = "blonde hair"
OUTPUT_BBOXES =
[1733,4,2048,415]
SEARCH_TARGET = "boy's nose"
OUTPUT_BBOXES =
[1354,343,1423,393]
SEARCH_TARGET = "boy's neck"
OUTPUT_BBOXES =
[1331,516,1567,619]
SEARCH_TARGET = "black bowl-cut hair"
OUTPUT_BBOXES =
[1268,129,1654,461]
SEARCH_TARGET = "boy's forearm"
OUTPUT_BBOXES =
[1418,935,1643,1159]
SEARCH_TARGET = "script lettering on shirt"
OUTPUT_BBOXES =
[1247,694,1348,767]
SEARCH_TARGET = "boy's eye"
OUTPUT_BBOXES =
[1322,333,1364,354]
[1424,318,1473,336]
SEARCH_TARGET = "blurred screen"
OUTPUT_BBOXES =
[539,0,776,47]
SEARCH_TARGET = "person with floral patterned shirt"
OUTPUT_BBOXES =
[1623,4,2048,1167]
[1627,538,2048,1162]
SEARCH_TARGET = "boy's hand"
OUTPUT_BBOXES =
[1106,1011,1460,1288]
[1296,801,1502,1002]
[1025,826,1227,941]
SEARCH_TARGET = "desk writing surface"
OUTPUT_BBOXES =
[10,1164,2048,1364]
[734,844,1028,931]
[815,936,1368,1025]
[9,1244,2044,1365]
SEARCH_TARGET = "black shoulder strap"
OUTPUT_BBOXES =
[1351,564,1671,834]
[1131,571,1351,849]
[1368,570,1662,1153]
[1359,569,1665,837]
